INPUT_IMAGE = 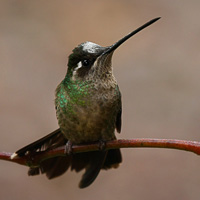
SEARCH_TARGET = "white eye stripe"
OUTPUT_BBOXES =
[72,61,82,81]
[74,61,82,71]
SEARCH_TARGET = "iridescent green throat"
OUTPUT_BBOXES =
[55,76,93,109]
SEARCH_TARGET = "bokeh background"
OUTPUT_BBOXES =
[1,1,200,199]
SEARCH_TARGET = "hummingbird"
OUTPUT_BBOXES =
[11,17,160,188]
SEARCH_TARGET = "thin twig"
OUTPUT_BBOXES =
[1,138,200,168]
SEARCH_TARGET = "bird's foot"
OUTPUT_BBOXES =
[98,140,106,151]
[65,141,73,155]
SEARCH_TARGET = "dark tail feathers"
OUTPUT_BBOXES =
[13,129,122,188]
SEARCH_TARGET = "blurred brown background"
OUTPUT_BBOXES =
[1,0,200,199]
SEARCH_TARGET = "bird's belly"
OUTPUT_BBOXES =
[57,103,117,144]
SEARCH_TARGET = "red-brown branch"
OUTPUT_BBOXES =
[1,138,200,167]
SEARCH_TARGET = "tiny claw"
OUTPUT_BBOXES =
[65,141,73,155]
[98,140,106,151]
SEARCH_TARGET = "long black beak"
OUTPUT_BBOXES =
[103,17,160,55]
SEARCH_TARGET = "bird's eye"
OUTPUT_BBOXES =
[82,59,90,67]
